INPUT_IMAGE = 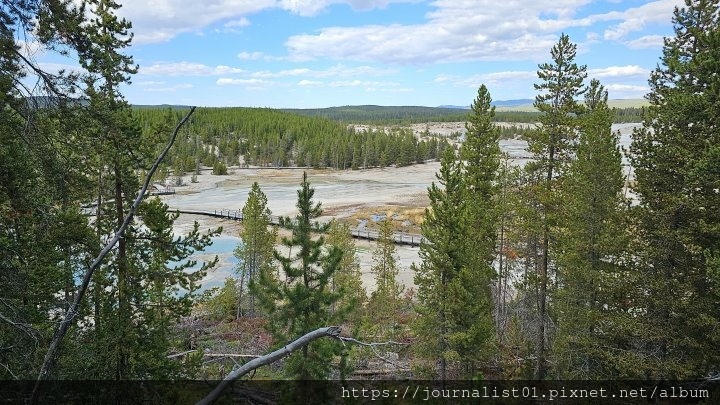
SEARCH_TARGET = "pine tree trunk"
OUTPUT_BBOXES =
[95,169,103,326]
[114,161,129,380]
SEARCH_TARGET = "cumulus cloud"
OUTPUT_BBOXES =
[140,62,245,76]
[249,64,394,79]
[117,0,275,44]
[589,65,650,79]
[251,68,313,78]
[224,18,251,28]
[435,71,536,88]
[238,51,277,61]
[216,78,273,87]
[598,0,681,41]
[284,0,598,64]
[279,0,415,16]
[282,0,684,65]
[119,0,415,44]
[625,34,665,49]
[142,83,194,92]
[217,17,251,33]
[328,79,397,87]
[605,83,649,98]
[298,79,324,87]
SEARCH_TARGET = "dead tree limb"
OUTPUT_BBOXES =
[167,350,197,359]
[196,326,341,405]
[30,107,197,405]
[338,337,410,371]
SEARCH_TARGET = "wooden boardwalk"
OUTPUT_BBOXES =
[172,208,425,247]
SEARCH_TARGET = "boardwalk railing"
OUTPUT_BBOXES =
[173,208,425,247]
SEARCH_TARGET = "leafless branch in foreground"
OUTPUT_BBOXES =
[339,336,410,371]
[196,326,342,405]
[30,107,197,405]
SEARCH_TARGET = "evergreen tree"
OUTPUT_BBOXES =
[366,218,404,341]
[552,79,629,378]
[255,172,344,398]
[235,182,277,318]
[628,0,720,378]
[76,0,140,380]
[413,85,501,380]
[326,220,366,325]
[525,33,587,379]
[412,148,468,380]
[454,84,500,377]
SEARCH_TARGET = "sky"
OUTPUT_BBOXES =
[32,0,683,108]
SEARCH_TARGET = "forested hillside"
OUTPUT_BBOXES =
[279,104,645,124]
[132,107,451,176]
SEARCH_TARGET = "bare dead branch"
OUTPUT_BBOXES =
[338,337,408,348]
[196,326,341,405]
[167,350,197,359]
[339,337,409,371]
[30,106,197,405]
[202,354,262,359]
[0,312,39,341]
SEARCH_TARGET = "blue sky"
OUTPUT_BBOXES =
[32,0,682,108]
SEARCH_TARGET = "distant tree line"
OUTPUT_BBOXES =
[280,105,645,125]
[132,107,452,176]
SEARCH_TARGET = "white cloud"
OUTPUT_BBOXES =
[119,0,415,44]
[281,0,683,65]
[297,78,404,90]
[224,18,251,28]
[284,0,598,64]
[17,40,45,59]
[434,70,536,88]
[117,0,276,44]
[136,80,167,86]
[589,65,650,79]
[140,62,245,76]
[328,79,396,87]
[217,17,251,33]
[251,68,313,78]
[625,34,665,49]
[598,0,681,41]
[250,64,394,79]
[216,78,274,87]
[279,0,416,17]
[605,83,649,98]
[142,83,194,92]
[298,79,324,87]
[238,51,269,60]
[36,62,86,75]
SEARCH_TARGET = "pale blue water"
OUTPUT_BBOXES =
[170,234,242,292]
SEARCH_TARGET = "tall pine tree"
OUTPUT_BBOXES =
[255,172,344,398]
[235,182,277,318]
[629,0,720,379]
[525,33,587,379]
[367,218,404,341]
[552,79,629,378]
